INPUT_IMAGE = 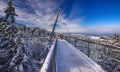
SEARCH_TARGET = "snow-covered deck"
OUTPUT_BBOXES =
[56,39,105,72]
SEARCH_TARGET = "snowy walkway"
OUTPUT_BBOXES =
[56,39,105,72]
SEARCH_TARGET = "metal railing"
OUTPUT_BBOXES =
[65,36,120,72]
[40,39,57,72]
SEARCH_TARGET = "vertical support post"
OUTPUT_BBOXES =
[74,38,77,47]
[87,42,90,57]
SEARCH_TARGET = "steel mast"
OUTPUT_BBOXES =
[50,8,60,39]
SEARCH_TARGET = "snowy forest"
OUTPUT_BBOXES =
[0,0,50,72]
[1,0,120,72]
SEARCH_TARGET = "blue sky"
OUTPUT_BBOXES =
[0,0,120,33]
[61,0,120,26]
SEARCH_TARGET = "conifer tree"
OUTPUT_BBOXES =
[4,0,17,24]
[112,34,120,44]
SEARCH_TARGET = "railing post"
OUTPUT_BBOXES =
[87,42,90,57]
[74,38,77,47]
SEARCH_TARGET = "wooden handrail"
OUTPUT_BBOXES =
[65,36,120,50]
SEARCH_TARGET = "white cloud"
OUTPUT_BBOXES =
[0,1,7,17]
[0,0,119,33]
[0,0,84,33]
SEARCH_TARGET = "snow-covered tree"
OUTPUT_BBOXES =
[4,0,17,24]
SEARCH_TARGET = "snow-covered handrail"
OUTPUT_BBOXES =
[40,39,57,72]
[65,36,120,50]
[65,36,120,72]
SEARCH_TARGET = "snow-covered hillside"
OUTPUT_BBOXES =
[0,22,50,72]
